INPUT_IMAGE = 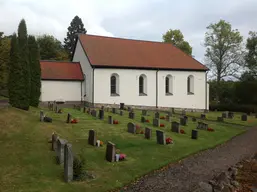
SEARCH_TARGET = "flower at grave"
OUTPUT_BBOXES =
[119,154,126,160]
[116,149,120,154]
[160,123,165,127]
[140,130,144,134]
[207,128,214,132]
[113,120,119,124]
[160,116,165,119]
[145,119,150,123]
[71,118,78,124]
[136,124,141,129]
[100,141,104,146]
[166,137,173,144]
[180,129,185,134]
[58,109,62,113]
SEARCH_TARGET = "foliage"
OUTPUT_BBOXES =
[37,34,69,61]
[8,34,21,106]
[162,29,192,55]
[0,33,11,90]
[28,35,41,107]
[245,31,257,76]
[204,20,244,79]
[64,15,87,58]
[209,103,257,114]
[73,154,89,181]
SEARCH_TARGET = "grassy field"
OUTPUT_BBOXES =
[0,107,256,192]
[0,95,8,100]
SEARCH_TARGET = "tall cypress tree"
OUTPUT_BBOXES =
[17,19,30,110]
[8,33,21,106]
[28,35,41,107]
[64,16,87,59]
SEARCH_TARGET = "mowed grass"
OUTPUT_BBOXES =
[0,107,255,192]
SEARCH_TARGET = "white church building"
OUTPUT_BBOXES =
[40,34,209,110]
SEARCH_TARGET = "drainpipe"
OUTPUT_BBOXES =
[156,69,159,108]
[205,72,208,110]
[92,68,95,107]
[80,81,83,104]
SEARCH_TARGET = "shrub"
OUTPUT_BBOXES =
[73,155,87,181]
[209,103,257,114]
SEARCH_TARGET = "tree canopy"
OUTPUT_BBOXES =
[162,29,192,55]
[245,31,257,76]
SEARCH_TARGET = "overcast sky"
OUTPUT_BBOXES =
[1,0,257,63]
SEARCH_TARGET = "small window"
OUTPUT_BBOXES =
[110,73,120,96]
[165,75,173,95]
[139,74,147,96]
[187,75,194,94]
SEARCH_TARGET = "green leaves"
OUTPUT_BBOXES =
[162,29,192,55]
[245,31,257,76]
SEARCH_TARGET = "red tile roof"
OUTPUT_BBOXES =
[40,61,84,81]
[78,34,208,71]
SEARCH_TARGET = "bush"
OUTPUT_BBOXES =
[209,103,257,114]
[73,155,86,181]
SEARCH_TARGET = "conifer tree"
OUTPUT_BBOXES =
[28,35,41,107]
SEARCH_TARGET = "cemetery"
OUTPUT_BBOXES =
[1,105,257,192]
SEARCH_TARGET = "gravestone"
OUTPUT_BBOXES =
[66,113,72,123]
[241,114,247,121]
[83,107,86,113]
[167,111,172,117]
[52,133,58,151]
[197,122,208,130]
[228,111,234,119]
[87,108,91,114]
[120,103,125,110]
[192,117,197,122]
[222,112,228,118]
[129,112,135,119]
[40,110,44,122]
[172,108,175,114]
[171,121,180,133]
[166,115,171,122]
[112,108,116,114]
[106,141,116,162]
[200,114,206,120]
[57,138,67,164]
[108,116,113,124]
[127,107,132,112]
[119,110,123,116]
[55,105,58,113]
[142,110,147,116]
[44,116,52,123]
[141,116,146,123]
[153,118,160,127]
[91,110,97,117]
[156,130,166,145]
[64,143,73,183]
[191,130,198,140]
[127,122,136,134]
[155,112,160,119]
[101,106,104,110]
[48,102,50,109]
[217,117,224,122]
[99,109,104,120]
[145,127,152,139]
[180,117,187,126]
[88,130,97,146]
[182,110,186,116]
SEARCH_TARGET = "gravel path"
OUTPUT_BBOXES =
[122,127,257,192]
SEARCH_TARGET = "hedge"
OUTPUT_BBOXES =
[209,103,257,114]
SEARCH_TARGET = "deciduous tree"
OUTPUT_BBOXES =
[245,31,257,76]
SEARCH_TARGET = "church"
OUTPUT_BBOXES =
[40,34,209,110]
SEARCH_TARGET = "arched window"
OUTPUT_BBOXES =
[110,73,120,96]
[187,75,194,94]
[139,74,147,95]
[165,75,173,95]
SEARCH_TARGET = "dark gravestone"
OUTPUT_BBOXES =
[66,113,71,123]
[108,116,113,124]
[51,103,54,111]
[228,111,234,119]
[217,117,224,122]
[44,116,52,123]
[127,122,136,134]
[119,110,123,116]
[222,112,228,118]
[200,114,206,120]
[182,110,186,116]
[145,127,152,139]
[192,117,197,122]
[91,110,97,117]
[191,130,198,140]
[166,115,171,122]
[142,110,147,116]
[99,109,104,120]
[241,114,247,121]
[156,130,166,145]
[40,110,44,122]
[171,121,180,133]
[180,117,187,126]
[127,107,132,112]
[83,107,86,113]
[101,106,104,110]
[88,130,96,146]
[106,141,116,162]
[153,118,160,127]
[129,112,135,119]
[64,143,73,183]
[172,108,175,114]
[57,138,67,164]
[197,122,208,130]
[52,133,58,151]
[155,112,160,119]
[120,103,125,110]
[141,116,146,123]
[112,108,116,114]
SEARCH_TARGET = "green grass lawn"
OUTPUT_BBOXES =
[0,107,256,192]
[0,95,8,100]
